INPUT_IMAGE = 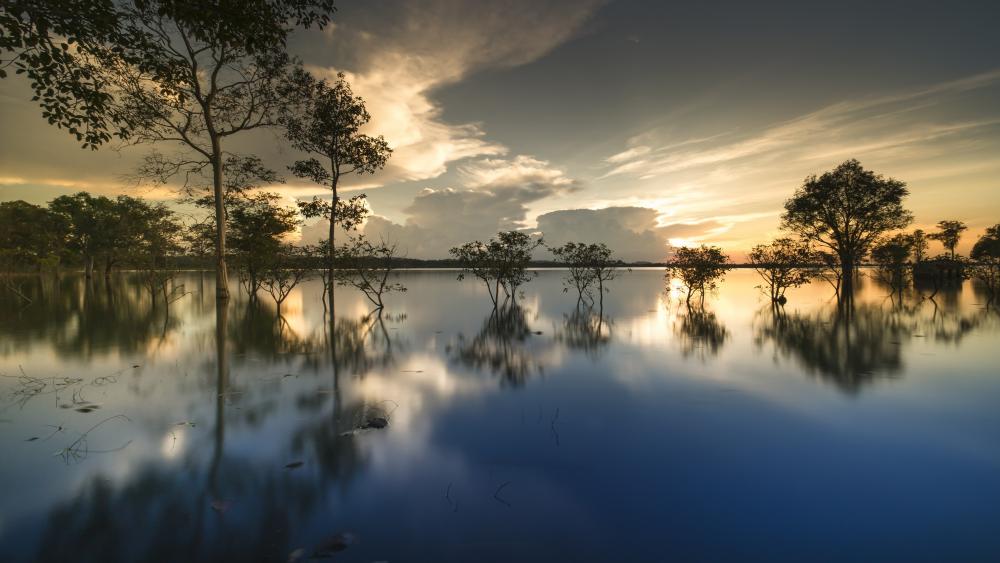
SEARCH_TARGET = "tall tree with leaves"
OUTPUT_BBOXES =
[782,159,912,296]
[5,1,337,299]
[928,220,967,259]
[280,69,391,287]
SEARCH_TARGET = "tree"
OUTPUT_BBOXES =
[0,0,127,148]
[226,192,300,300]
[109,1,336,300]
[782,159,912,296]
[260,244,312,314]
[450,231,542,307]
[747,237,815,304]
[871,233,915,291]
[970,224,1000,296]
[666,245,729,305]
[911,229,928,263]
[928,220,967,259]
[0,200,66,270]
[549,242,619,308]
[48,192,117,278]
[280,68,391,291]
[334,236,406,310]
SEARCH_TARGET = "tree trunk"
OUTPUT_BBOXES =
[840,255,855,297]
[104,259,113,280]
[84,255,94,279]
[211,138,230,301]
[328,172,338,308]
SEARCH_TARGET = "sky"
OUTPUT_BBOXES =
[2,0,1000,261]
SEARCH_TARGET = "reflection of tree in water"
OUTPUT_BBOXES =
[555,304,611,358]
[0,276,179,359]
[673,304,728,360]
[29,302,371,563]
[226,303,398,377]
[755,302,910,393]
[450,303,541,387]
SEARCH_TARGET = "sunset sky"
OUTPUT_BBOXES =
[2,0,999,261]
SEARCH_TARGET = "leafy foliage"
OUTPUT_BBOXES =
[549,242,619,305]
[666,245,729,305]
[747,237,816,303]
[450,231,543,307]
[782,159,912,291]
[928,220,967,259]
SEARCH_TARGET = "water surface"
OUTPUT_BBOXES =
[1,270,999,562]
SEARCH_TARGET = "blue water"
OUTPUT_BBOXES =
[1,269,998,562]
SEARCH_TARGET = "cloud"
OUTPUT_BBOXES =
[313,0,604,184]
[304,155,579,253]
[536,207,727,262]
[601,69,1000,182]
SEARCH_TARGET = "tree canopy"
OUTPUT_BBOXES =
[781,159,912,293]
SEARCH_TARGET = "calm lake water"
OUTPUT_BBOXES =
[1,269,999,562]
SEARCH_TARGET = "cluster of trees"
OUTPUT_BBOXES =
[1,0,401,302]
[0,188,406,312]
[661,160,1000,306]
[450,234,624,311]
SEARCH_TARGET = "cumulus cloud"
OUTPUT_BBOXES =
[352,155,575,253]
[536,207,727,262]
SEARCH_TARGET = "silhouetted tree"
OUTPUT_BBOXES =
[451,231,542,307]
[970,224,1000,296]
[871,233,915,292]
[0,0,128,148]
[226,192,300,300]
[260,244,312,314]
[549,242,619,307]
[280,68,391,291]
[911,229,928,263]
[110,1,335,300]
[782,159,912,296]
[929,220,967,259]
[666,245,729,305]
[0,200,66,271]
[335,236,406,310]
[747,237,815,304]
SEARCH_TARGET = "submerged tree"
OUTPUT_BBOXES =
[782,159,912,296]
[666,245,729,305]
[970,224,1000,296]
[335,236,406,310]
[280,68,391,290]
[260,244,312,314]
[911,229,928,263]
[747,237,816,304]
[226,192,300,300]
[451,231,543,307]
[0,200,66,271]
[549,242,619,307]
[871,233,915,292]
[929,220,967,259]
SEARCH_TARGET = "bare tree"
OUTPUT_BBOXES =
[335,236,407,310]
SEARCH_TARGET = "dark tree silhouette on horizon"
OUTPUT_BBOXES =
[782,159,912,297]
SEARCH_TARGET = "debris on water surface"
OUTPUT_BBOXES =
[25,436,39,441]
[285,461,304,469]
[363,416,389,429]
[313,532,357,558]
